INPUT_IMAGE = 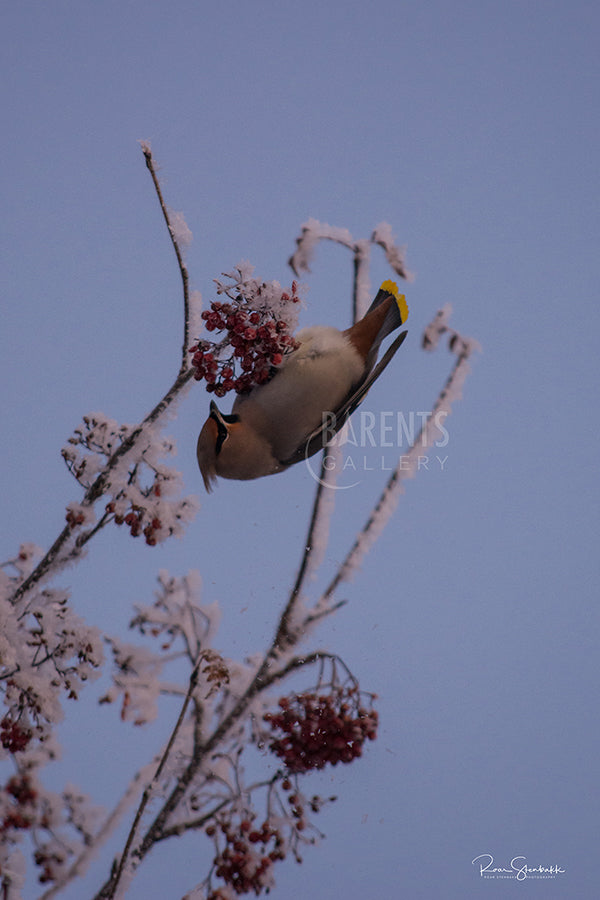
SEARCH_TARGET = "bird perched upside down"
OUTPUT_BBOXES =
[197,280,408,491]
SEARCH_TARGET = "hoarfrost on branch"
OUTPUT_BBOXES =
[1,147,477,900]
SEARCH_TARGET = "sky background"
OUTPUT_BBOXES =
[2,1,599,898]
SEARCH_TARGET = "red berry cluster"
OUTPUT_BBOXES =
[206,815,284,897]
[263,688,378,773]
[1,774,38,835]
[1,716,32,753]
[106,482,163,545]
[190,283,300,396]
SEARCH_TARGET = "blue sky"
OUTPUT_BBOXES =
[2,1,599,898]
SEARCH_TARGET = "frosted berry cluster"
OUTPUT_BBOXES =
[206,815,282,897]
[1,715,32,753]
[263,687,378,773]
[105,480,163,546]
[0,774,38,836]
[204,776,334,898]
[61,414,197,548]
[190,280,301,396]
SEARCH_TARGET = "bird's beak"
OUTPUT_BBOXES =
[209,400,230,454]
[197,401,231,493]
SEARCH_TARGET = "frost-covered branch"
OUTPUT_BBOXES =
[36,760,156,900]
[140,142,193,364]
[10,148,199,611]
[271,452,340,655]
[371,222,414,282]
[289,219,413,321]
[105,656,202,899]
[321,312,479,602]
[2,147,477,900]
[279,220,415,635]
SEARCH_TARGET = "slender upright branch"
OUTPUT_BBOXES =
[141,143,192,364]
[10,151,195,609]
[272,230,370,650]
[321,343,473,604]
[97,657,202,900]
[352,239,371,322]
[271,455,332,652]
[37,760,159,900]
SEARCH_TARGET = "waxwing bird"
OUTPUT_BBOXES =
[197,280,408,491]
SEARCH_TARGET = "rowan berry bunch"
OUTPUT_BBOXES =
[1,774,38,836]
[1,715,32,753]
[206,813,283,897]
[106,483,164,546]
[190,277,301,396]
[263,687,378,773]
[61,415,197,547]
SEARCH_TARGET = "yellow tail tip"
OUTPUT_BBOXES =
[380,279,409,323]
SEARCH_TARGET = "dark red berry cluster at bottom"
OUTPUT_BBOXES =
[206,816,283,897]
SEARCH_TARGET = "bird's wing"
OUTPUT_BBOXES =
[279,330,408,466]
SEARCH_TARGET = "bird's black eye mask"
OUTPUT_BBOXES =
[209,406,240,455]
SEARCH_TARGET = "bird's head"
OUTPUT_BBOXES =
[196,400,282,491]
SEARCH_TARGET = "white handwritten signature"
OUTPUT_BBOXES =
[472,854,565,881]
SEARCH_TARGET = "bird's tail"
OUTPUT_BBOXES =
[368,278,408,332]
[346,280,408,368]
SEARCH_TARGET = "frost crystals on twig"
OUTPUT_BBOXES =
[1,146,478,900]
[322,311,479,599]
[289,218,413,320]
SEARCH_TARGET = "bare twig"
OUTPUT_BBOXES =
[97,657,202,900]
[37,761,158,900]
[140,143,192,365]
[10,149,195,609]
[156,797,231,841]
[352,239,371,321]
[320,342,474,604]
[272,228,373,650]
[271,454,334,652]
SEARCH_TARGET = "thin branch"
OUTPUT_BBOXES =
[371,223,414,281]
[157,796,231,841]
[301,598,348,629]
[272,228,372,652]
[352,239,371,322]
[97,657,202,900]
[10,150,195,609]
[141,143,192,365]
[270,454,332,652]
[265,651,330,685]
[320,343,474,604]
[74,510,113,549]
[115,646,325,874]
[12,368,194,609]
[37,761,157,900]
